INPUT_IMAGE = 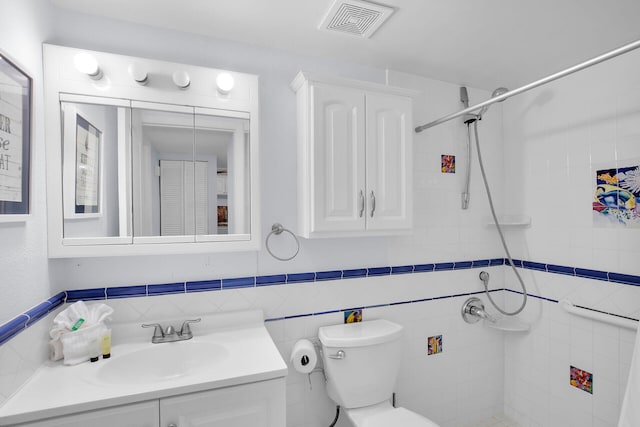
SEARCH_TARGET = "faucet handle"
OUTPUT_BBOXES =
[142,323,165,338]
[180,318,201,337]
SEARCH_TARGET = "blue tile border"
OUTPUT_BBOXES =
[222,276,255,289]
[2,258,640,346]
[66,288,106,302]
[148,282,185,296]
[343,268,368,278]
[256,274,287,286]
[186,279,222,292]
[0,315,29,346]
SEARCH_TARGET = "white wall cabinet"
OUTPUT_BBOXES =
[292,72,414,238]
[13,379,285,427]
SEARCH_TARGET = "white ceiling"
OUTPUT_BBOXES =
[51,0,640,90]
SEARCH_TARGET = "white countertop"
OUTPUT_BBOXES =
[0,310,288,425]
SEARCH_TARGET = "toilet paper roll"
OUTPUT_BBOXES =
[290,339,318,374]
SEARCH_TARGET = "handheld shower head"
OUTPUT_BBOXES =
[478,87,509,117]
[460,86,479,124]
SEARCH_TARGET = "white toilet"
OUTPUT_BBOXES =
[318,319,440,427]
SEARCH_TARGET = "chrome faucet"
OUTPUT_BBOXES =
[142,318,201,343]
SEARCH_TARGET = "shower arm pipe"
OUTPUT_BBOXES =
[415,38,640,132]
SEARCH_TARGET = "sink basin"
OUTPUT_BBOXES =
[95,340,229,385]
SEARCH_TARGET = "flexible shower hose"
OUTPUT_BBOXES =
[471,120,528,316]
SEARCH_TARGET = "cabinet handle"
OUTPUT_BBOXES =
[168,424,177,427]
[358,190,365,218]
[370,191,376,217]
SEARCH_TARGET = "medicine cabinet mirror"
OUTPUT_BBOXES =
[45,45,259,257]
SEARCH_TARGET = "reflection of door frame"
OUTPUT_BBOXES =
[159,160,208,236]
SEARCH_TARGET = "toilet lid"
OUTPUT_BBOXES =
[362,407,440,427]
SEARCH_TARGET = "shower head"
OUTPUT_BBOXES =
[478,87,509,117]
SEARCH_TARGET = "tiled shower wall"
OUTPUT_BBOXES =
[498,45,640,426]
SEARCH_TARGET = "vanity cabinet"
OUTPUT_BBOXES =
[291,72,414,238]
[161,378,285,426]
[12,379,285,427]
[13,401,159,427]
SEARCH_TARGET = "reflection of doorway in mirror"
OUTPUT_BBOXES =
[159,160,208,236]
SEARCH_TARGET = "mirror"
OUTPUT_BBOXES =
[61,100,131,241]
[44,44,260,257]
[130,104,250,241]
[60,100,251,244]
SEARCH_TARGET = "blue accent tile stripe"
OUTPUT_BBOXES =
[222,276,255,289]
[24,302,54,326]
[454,261,472,269]
[575,268,608,281]
[148,282,185,296]
[316,270,342,281]
[3,257,640,347]
[609,272,640,286]
[0,315,29,346]
[186,279,222,292]
[472,259,491,267]
[66,288,106,302]
[107,285,147,299]
[547,264,575,276]
[287,272,315,283]
[342,268,367,278]
[391,265,414,275]
[256,275,287,286]
[434,262,455,271]
[414,263,434,272]
[48,292,66,308]
[523,261,546,271]
[368,267,391,276]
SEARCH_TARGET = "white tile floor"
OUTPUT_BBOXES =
[472,414,520,427]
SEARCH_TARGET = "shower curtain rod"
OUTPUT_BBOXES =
[415,37,640,133]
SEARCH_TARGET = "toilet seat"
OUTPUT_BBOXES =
[346,403,440,427]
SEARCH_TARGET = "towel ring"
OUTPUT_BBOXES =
[265,223,300,261]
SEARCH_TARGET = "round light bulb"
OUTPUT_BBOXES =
[128,63,148,85]
[74,53,102,79]
[216,72,234,94]
[172,70,190,89]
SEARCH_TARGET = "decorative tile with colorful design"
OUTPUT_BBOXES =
[428,335,442,355]
[593,162,640,228]
[441,155,455,173]
[344,309,362,324]
[570,366,593,394]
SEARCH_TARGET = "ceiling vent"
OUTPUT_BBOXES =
[319,0,394,39]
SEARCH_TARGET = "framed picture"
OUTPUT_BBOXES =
[74,114,101,214]
[0,52,31,215]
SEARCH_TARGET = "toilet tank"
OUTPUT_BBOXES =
[318,319,403,409]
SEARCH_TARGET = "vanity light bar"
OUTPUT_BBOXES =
[73,52,102,80]
[73,51,236,94]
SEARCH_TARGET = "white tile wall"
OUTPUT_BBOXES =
[501,44,640,426]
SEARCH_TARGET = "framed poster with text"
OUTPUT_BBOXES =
[0,52,31,215]
[74,114,101,214]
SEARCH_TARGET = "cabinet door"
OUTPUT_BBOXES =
[365,93,413,231]
[160,378,285,427]
[310,84,366,233]
[14,401,159,427]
